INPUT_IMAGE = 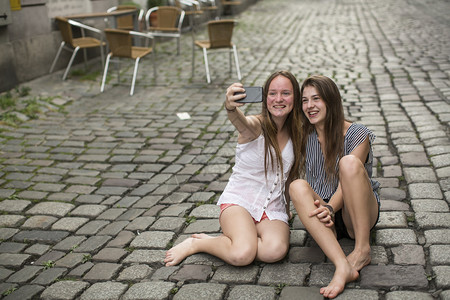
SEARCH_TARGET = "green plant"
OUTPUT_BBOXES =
[82,254,92,263]
[15,86,31,97]
[170,287,179,295]
[273,283,286,295]
[185,216,197,224]
[43,260,55,269]
[0,93,16,109]
[2,287,17,296]
[147,0,166,8]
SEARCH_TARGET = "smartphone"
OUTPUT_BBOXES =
[235,86,263,103]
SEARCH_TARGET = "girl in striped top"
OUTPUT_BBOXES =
[290,75,380,299]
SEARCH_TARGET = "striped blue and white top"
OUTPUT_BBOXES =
[305,123,380,201]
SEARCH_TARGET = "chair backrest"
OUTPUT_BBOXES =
[55,17,74,46]
[208,20,235,48]
[108,5,139,30]
[104,29,132,58]
[150,6,183,30]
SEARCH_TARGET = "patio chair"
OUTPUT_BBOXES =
[49,17,106,80]
[106,5,145,31]
[100,29,156,96]
[145,6,185,55]
[220,0,241,16]
[192,19,241,84]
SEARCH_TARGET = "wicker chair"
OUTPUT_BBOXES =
[100,29,156,96]
[106,5,145,31]
[49,17,106,80]
[145,6,185,55]
[192,19,241,84]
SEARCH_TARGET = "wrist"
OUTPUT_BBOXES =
[224,102,236,112]
[324,204,335,219]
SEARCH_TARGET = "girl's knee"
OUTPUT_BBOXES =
[289,179,310,202]
[259,240,289,263]
[339,155,365,178]
[228,246,256,266]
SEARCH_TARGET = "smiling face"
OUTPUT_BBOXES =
[266,75,295,121]
[301,85,327,127]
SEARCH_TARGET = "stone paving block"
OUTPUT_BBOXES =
[55,252,87,268]
[0,242,27,253]
[95,208,127,220]
[117,264,153,282]
[0,199,31,213]
[21,215,58,229]
[151,266,179,281]
[391,244,426,265]
[172,283,227,300]
[0,228,18,240]
[6,265,42,283]
[376,211,408,228]
[0,283,18,297]
[106,230,135,248]
[125,216,155,231]
[309,264,335,287]
[151,217,186,232]
[31,267,67,285]
[334,289,380,299]
[76,220,110,236]
[184,219,221,234]
[288,247,324,263]
[404,167,437,183]
[74,236,112,253]
[131,195,161,208]
[379,187,406,201]
[70,204,108,218]
[258,262,310,286]
[26,201,74,217]
[399,152,430,166]
[0,215,25,227]
[75,194,105,204]
[376,229,417,246]
[416,212,450,229]
[440,290,450,300]
[114,196,141,208]
[53,236,87,251]
[40,280,90,300]
[411,199,449,212]
[3,284,44,300]
[385,290,434,300]
[34,250,66,267]
[409,183,443,199]
[123,250,166,265]
[431,153,450,168]
[189,204,220,218]
[227,285,277,300]
[24,243,50,256]
[0,267,14,281]
[130,231,174,249]
[380,200,410,211]
[92,248,128,262]
[97,221,129,236]
[13,230,69,244]
[424,229,450,244]
[211,264,259,284]
[83,262,121,281]
[160,203,193,217]
[95,186,129,196]
[65,185,97,194]
[170,264,212,282]
[430,245,450,265]
[160,192,190,204]
[0,253,30,268]
[360,265,428,289]
[80,281,127,300]
[68,262,94,278]
[434,266,450,289]
[279,286,323,300]
[51,217,89,232]
[122,281,175,300]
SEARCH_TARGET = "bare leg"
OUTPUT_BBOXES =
[255,219,290,263]
[339,155,379,271]
[290,179,358,299]
[164,205,258,266]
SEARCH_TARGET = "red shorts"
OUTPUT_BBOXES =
[220,203,269,224]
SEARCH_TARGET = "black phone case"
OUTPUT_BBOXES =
[235,87,263,103]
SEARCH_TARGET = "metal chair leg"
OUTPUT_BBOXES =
[100,54,112,93]
[130,57,141,96]
[233,45,241,80]
[62,46,80,80]
[49,42,65,74]
[202,48,211,84]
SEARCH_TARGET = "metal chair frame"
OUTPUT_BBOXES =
[49,17,105,80]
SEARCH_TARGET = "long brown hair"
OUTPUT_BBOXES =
[260,70,302,180]
[299,75,346,181]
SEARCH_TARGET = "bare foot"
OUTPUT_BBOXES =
[347,248,371,271]
[320,262,359,299]
[191,233,213,239]
[164,237,195,266]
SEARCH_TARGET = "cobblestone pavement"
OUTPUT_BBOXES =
[0,0,449,299]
